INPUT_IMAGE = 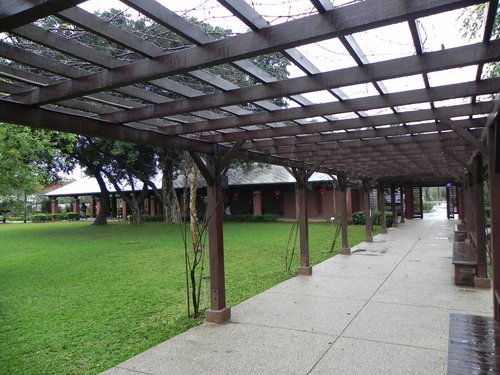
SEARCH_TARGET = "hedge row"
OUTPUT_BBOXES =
[224,214,278,222]
[31,213,79,222]
[351,211,393,227]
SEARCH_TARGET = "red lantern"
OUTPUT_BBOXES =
[232,191,240,200]
[319,187,327,195]
[273,189,282,197]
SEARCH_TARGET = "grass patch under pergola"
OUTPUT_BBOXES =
[0,221,374,374]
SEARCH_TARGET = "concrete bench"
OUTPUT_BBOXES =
[453,224,466,242]
[452,241,476,286]
[447,313,499,374]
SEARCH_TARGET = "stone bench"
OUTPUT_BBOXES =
[452,241,476,286]
[454,224,466,242]
[447,313,499,374]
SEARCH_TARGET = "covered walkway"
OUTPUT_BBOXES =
[104,207,492,375]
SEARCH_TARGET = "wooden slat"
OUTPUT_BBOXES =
[0,0,85,31]
[5,0,484,105]
[96,41,500,124]
[156,79,498,136]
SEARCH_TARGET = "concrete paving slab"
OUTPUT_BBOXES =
[389,261,455,284]
[310,337,447,375]
[103,322,334,375]
[372,277,493,313]
[313,259,395,280]
[342,301,452,351]
[102,212,494,375]
[266,274,381,301]
[231,291,365,335]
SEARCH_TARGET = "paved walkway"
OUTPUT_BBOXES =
[103,206,493,375]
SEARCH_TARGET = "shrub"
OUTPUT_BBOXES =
[7,216,26,222]
[224,214,278,222]
[422,202,434,211]
[351,211,393,227]
[32,214,49,223]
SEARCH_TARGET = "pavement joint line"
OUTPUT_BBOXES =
[340,335,448,353]
[366,299,493,314]
[305,219,434,375]
[263,290,371,302]
[229,320,335,337]
[114,365,154,375]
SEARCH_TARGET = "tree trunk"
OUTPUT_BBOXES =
[162,158,181,223]
[129,194,144,224]
[93,170,109,225]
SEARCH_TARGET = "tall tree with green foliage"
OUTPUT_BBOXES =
[0,124,75,216]
[462,3,499,77]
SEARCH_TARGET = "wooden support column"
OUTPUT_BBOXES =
[190,144,243,324]
[465,174,475,242]
[457,187,464,221]
[72,197,80,220]
[378,185,387,234]
[473,154,489,286]
[122,198,128,219]
[252,191,262,215]
[363,181,373,242]
[338,176,350,254]
[50,197,58,214]
[110,194,117,218]
[400,187,406,223]
[391,185,398,227]
[290,167,314,275]
[487,117,500,320]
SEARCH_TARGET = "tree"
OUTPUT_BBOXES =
[461,4,499,77]
[0,124,75,217]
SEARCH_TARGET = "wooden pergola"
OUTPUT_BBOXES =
[1,0,499,324]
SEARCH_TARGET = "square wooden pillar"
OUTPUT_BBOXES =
[72,197,80,220]
[391,185,398,227]
[190,149,236,324]
[378,185,387,234]
[339,176,350,255]
[473,155,489,284]
[363,182,373,242]
[252,191,262,215]
[50,197,58,214]
[290,168,312,276]
[110,195,117,218]
[487,120,500,320]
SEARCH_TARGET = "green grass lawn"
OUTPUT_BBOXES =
[0,220,374,374]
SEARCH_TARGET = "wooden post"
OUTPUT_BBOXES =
[110,194,117,218]
[399,187,405,223]
[378,185,387,234]
[190,144,245,324]
[473,154,489,285]
[73,197,80,220]
[391,185,398,227]
[338,176,350,254]
[363,181,373,242]
[487,119,500,320]
[291,168,312,275]
[252,191,262,215]
[457,186,464,221]
[50,197,58,214]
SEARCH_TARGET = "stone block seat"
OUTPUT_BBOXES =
[452,241,477,286]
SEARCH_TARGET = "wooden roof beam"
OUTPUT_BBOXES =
[0,0,85,31]
[96,41,500,124]
[158,78,499,136]
[217,102,491,144]
[5,0,484,105]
